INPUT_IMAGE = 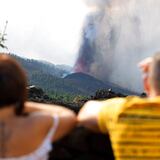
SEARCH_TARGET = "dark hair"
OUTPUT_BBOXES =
[150,52,160,94]
[0,53,27,115]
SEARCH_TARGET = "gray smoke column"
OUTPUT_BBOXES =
[74,0,160,93]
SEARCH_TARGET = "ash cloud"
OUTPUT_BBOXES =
[75,0,160,93]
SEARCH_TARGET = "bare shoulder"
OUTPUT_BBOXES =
[24,101,77,142]
[27,113,53,136]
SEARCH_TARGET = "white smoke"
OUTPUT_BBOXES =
[84,0,111,8]
[79,0,160,93]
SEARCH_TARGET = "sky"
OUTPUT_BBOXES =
[0,0,89,66]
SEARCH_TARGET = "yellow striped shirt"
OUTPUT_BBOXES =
[98,96,160,160]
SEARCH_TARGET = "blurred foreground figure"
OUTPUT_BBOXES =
[78,52,160,160]
[0,53,76,160]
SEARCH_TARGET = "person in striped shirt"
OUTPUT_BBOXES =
[77,52,160,160]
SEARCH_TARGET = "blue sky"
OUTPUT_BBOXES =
[0,0,89,65]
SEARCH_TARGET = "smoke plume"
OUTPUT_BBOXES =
[74,0,160,93]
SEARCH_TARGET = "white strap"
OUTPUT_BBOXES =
[47,115,59,140]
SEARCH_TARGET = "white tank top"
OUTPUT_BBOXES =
[0,115,59,160]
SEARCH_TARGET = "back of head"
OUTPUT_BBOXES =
[0,53,27,115]
[149,52,160,94]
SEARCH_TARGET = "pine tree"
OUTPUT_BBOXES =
[0,21,8,49]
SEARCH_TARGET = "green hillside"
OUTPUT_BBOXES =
[9,54,134,100]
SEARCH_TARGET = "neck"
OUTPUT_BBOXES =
[0,106,15,122]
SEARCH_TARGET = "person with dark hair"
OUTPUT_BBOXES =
[78,52,160,160]
[0,53,76,160]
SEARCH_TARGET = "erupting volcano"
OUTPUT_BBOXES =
[74,14,97,73]
[74,0,160,93]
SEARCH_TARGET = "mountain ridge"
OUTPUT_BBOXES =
[9,53,136,96]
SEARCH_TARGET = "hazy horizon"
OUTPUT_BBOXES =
[0,0,90,66]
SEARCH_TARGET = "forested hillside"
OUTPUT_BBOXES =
[12,54,71,78]
[10,54,135,102]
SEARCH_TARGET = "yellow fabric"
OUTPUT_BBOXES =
[98,96,160,160]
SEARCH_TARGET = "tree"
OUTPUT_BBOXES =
[0,21,8,49]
